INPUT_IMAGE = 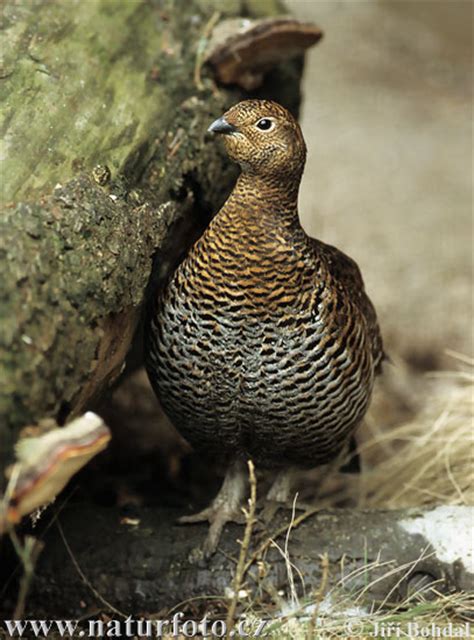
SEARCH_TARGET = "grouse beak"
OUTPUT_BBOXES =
[207,116,238,135]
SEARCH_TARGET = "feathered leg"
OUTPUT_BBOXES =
[259,466,301,525]
[178,458,247,558]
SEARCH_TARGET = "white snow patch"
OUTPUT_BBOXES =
[308,593,369,619]
[280,592,369,621]
[399,506,473,572]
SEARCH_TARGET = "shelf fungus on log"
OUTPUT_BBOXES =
[205,17,323,90]
[0,412,110,534]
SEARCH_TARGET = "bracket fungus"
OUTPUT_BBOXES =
[205,17,323,90]
[1,412,110,533]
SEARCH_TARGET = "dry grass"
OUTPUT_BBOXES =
[358,352,473,508]
[305,352,474,511]
[253,590,474,639]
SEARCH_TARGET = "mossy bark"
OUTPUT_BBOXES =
[0,0,303,467]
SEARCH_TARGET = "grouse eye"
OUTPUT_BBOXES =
[256,118,274,131]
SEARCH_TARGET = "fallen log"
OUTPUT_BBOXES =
[5,504,471,617]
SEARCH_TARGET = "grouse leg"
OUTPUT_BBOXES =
[259,467,316,528]
[266,466,297,502]
[259,467,298,525]
[178,458,248,558]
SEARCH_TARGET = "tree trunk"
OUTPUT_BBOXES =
[0,0,304,466]
[5,504,472,617]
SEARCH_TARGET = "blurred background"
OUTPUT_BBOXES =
[288,0,472,368]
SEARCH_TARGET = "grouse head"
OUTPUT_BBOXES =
[208,99,306,181]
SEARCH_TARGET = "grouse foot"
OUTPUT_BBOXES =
[178,458,247,560]
[258,467,316,529]
[257,467,297,527]
[266,466,298,502]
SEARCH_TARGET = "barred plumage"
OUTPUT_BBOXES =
[145,100,384,556]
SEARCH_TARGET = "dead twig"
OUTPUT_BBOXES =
[306,552,329,639]
[225,460,257,639]
[10,532,44,619]
[244,505,320,575]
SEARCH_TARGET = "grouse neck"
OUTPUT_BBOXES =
[229,171,301,222]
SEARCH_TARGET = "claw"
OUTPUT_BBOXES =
[177,459,248,560]
[179,503,244,560]
[178,507,215,525]
[257,498,283,529]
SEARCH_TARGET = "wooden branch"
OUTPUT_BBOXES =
[8,504,471,617]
